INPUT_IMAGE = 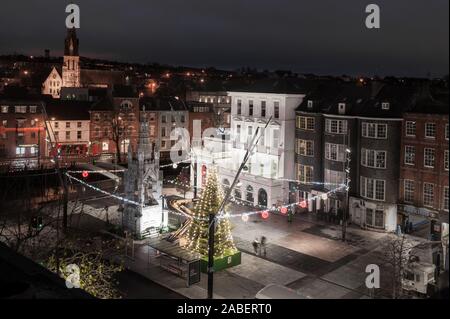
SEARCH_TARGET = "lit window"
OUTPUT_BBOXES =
[296,116,314,131]
[77,131,82,140]
[297,140,314,157]
[15,106,27,113]
[298,164,313,183]
[423,183,435,208]
[445,124,449,140]
[29,106,37,113]
[405,121,416,137]
[66,122,70,128]
[425,123,436,139]
[365,209,384,229]
[1,106,8,113]
[66,131,71,140]
[381,102,390,110]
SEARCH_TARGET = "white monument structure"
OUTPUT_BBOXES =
[122,120,167,236]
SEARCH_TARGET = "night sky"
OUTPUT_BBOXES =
[1,0,448,77]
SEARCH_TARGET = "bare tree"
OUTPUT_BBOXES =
[382,235,414,299]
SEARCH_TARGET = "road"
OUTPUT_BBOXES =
[115,270,185,299]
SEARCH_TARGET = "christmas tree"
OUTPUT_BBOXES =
[183,167,238,258]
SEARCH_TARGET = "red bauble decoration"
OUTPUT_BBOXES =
[280,207,288,215]
[82,171,89,178]
[261,211,269,219]
[299,201,307,209]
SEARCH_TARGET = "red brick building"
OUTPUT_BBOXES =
[0,95,46,170]
[89,86,140,161]
[399,99,449,240]
[187,101,215,147]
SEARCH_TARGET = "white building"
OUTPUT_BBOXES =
[193,86,305,208]
[42,67,63,99]
[44,100,91,157]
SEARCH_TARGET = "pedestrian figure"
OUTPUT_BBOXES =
[260,236,267,256]
[252,238,259,254]
[288,209,293,223]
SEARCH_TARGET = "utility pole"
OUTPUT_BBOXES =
[206,117,272,299]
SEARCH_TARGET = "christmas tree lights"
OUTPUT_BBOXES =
[182,167,238,259]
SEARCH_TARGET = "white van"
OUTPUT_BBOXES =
[255,284,311,299]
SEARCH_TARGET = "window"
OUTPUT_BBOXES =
[237,99,242,115]
[54,122,59,129]
[445,150,449,171]
[77,122,82,128]
[325,143,345,162]
[15,106,27,113]
[246,185,254,203]
[424,148,435,168]
[297,140,314,157]
[77,131,82,140]
[366,209,384,228]
[338,103,346,114]
[444,187,449,211]
[297,116,315,131]
[261,101,266,117]
[405,146,415,165]
[247,126,253,137]
[162,115,166,123]
[161,140,166,149]
[425,123,436,139]
[324,169,345,187]
[236,125,241,136]
[405,121,416,137]
[361,149,386,168]
[66,122,70,129]
[181,115,185,123]
[404,180,415,203]
[272,129,279,148]
[171,140,176,147]
[1,120,6,127]
[325,119,347,134]
[29,106,37,113]
[102,142,109,151]
[54,131,59,140]
[1,106,8,113]
[446,124,449,140]
[66,131,71,140]
[16,147,26,156]
[307,100,313,109]
[360,176,385,201]
[171,115,176,123]
[248,100,254,116]
[423,183,435,208]
[161,127,166,137]
[298,164,313,183]
[381,102,390,110]
[362,122,387,139]
[274,101,280,119]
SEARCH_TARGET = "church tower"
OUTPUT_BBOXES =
[62,27,81,88]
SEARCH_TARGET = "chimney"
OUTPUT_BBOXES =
[44,49,50,58]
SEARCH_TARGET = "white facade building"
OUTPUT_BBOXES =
[42,67,62,99]
[45,119,90,156]
[193,91,304,208]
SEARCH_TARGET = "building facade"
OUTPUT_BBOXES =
[0,98,46,169]
[399,109,449,240]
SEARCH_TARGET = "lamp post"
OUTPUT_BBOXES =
[342,126,351,242]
